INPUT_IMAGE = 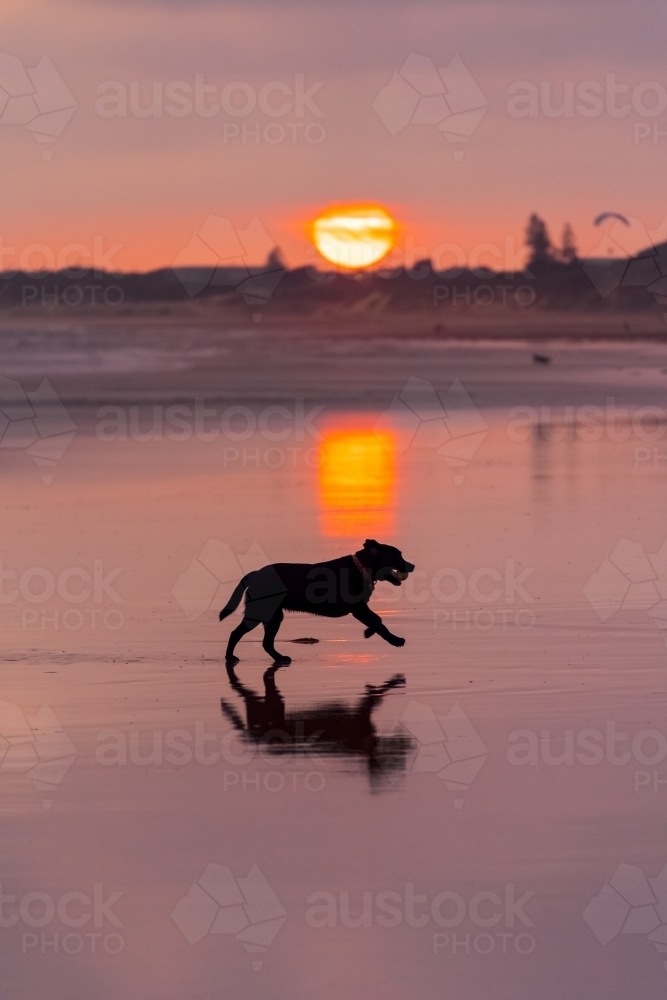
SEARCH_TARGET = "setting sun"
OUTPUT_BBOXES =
[311,205,397,269]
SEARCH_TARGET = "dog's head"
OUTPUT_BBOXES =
[358,539,415,587]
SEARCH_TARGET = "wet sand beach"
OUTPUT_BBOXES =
[2,329,667,999]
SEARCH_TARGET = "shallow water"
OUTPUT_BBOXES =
[2,338,667,999]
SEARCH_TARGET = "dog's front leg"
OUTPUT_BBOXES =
[352,604,405,647]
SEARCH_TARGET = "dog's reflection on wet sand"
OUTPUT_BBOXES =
[221,665,414,790]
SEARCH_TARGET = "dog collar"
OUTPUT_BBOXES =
[352,553,374,592]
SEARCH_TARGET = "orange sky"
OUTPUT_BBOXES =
[1,0,666,272]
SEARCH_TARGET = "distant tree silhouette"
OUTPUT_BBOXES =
[525,213,554,266]
[265,247,286,271]
[559,223,578,264]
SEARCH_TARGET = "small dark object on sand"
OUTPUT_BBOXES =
[289,637,319,644]
[533,353,551,364]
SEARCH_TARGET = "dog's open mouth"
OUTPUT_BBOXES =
[389,569,409,581]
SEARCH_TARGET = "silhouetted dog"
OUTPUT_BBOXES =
[221,664,412,788]
[219,539,415,664]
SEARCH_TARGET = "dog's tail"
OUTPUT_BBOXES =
[219,575,251,621]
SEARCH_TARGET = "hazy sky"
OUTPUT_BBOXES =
[1,0,665,270]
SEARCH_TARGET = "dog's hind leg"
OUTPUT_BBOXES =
[262,610,291,665]
[226,617,260,664]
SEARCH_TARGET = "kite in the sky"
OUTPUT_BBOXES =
[594,212,630,226]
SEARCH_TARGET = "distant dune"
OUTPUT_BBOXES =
[0,244,666,339]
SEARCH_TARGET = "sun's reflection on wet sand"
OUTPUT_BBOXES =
[318,429,395,537]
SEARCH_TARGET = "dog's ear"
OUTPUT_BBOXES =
[363,538,379,550]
